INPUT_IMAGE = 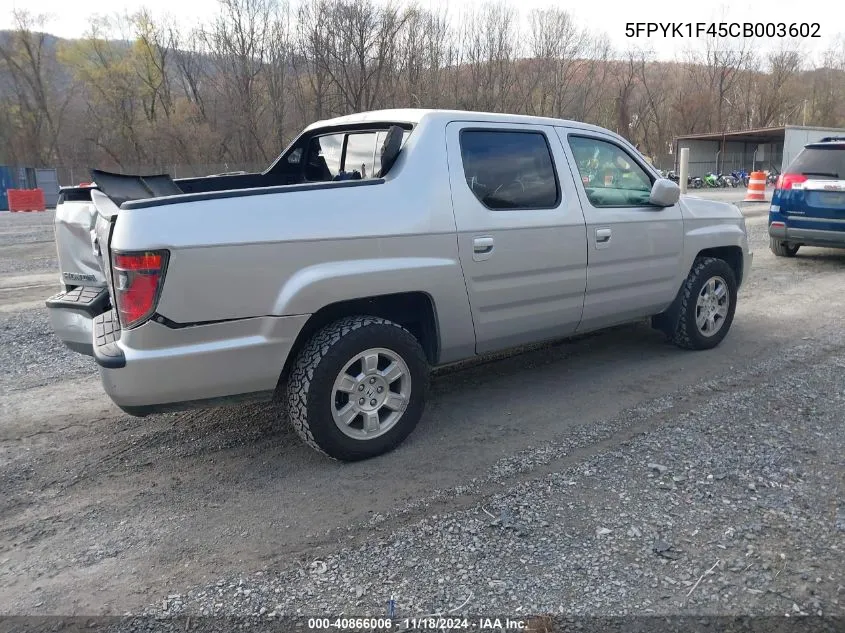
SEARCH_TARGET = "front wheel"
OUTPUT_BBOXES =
[286,316,429,461]
[671,257,738,350]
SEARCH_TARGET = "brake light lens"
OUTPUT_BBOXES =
[111,250,168,329]
[775,173,807,191]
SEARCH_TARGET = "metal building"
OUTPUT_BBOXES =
[673,126,845,178]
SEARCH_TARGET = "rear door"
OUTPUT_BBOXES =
[557,129,684,332]
[446,122,588,354]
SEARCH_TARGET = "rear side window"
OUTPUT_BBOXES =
[305,134,344,181]
[344,132,379,179]
[303,129,410,182]
[460,130,559,209]
[787,147,845,179]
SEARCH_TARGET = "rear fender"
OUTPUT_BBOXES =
[273,257,476,363]
[274,257,455,315]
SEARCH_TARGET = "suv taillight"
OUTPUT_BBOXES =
[111,250,168,329]
[775,173,807,191]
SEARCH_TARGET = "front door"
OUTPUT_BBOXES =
[446,122,588,354]
[557,129,684,332]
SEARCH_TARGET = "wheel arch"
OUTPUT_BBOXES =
[653,248,742,336]
[275,291,440,395]
[694,245,743,287]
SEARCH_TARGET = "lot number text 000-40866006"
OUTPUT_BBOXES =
[625,22,821,38]
[306,617,528,630]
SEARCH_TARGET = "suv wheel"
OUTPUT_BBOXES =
[286,316,429,461]
[671,257,738,350]
[769,238,800,257]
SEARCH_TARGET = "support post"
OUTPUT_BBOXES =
[679,147,689,195]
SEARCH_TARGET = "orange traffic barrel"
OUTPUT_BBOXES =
[744,172,767,202]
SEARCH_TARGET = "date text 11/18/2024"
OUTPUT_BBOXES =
[307,617,528,630]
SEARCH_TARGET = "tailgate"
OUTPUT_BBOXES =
[786,180,845,230]
[54,188,106,287]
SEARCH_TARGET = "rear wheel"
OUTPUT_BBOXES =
[286,316,429,461]
[769,238,800,257]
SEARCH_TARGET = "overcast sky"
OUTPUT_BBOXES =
[2,0,844,63]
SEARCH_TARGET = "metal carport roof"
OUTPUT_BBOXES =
[674,125,845,144]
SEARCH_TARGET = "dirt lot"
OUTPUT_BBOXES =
[0,197,843,619]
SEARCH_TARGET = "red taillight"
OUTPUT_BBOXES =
[114,252,163,270]
[111,250,168,329]
[776,173,807,190]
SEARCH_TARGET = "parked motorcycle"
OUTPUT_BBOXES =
[723,173,741,188]
[703,172,720,188]
[731,169,750,187]
[688,176,703,189]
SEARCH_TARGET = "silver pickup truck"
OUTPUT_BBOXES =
[46,109,752,461]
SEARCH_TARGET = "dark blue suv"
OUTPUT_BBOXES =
[769,137,845,257]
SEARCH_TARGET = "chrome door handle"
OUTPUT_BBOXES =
[595,228,612,243]
[473,236,495,253]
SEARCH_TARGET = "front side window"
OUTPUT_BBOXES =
[568,136,653,207]
[460,130,559,210]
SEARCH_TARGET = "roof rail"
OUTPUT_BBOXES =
[817,136,845,142]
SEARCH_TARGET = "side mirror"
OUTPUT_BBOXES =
[649,178,680,207]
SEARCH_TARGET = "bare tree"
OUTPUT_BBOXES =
[702,36,752,132]
[202,0,276,162]
[301,0,409,114]
[2,0,844,179]
[0,10,72,164]
[461,2,520,112]
[574,34,613,124]
[525,8,588,118]
[756,45,802,127]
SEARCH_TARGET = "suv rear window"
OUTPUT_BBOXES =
[787,146,845,179]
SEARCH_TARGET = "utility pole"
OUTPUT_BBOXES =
[802,99,808,127]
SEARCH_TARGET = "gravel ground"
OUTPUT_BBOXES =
[1,196,844,627]
[0,308,97,392]
[139,340,845,620]
[0,211,58,274]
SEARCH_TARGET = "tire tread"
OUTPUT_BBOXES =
[286,316,423,459]
[671,256,736,350]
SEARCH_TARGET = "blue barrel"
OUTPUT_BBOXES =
[0,165,17,211]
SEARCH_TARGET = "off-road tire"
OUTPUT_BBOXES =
[769,237,800,257]
[671,257,738,351]
[286,316,429,461]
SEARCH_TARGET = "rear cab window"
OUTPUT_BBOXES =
[459,130,560,209]
[303,129,409,182]
[567,135,654,207]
